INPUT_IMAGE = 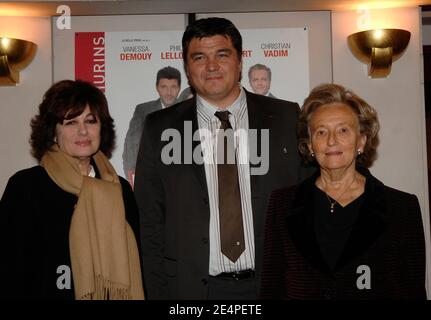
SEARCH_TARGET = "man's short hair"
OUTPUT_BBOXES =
[182,17,242,66]
[156,66,181,87]
[248,63,272,81]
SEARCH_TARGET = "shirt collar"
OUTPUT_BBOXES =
[88,165,96,177]
[160,99,167,109]
[196,85,247,122]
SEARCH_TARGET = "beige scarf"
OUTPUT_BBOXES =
[40,145,144,300]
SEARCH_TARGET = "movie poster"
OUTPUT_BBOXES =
[240,27,309,105]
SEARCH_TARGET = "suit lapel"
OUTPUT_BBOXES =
[335,171,386,270]
[247,92,267,215]
[173,98,209,198]
[155,98,162,112]
[287,175,332,274]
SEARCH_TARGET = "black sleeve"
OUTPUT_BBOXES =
[0,173,39,299]
[260,190,286,299]
[400,194,427,299]
[119,177,140,243]
[134,115,167,300]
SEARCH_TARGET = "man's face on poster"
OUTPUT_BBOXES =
[249,69,271,96]
[156,78,181,106]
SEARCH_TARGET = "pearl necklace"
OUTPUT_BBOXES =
[324,176,356,213]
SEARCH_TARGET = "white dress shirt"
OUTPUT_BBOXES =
[196,86,255,275]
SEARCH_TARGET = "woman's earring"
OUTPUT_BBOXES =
[311,151,315,157]
[357,149,362,156]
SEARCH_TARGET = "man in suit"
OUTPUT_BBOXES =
[122,66,181,184]
[134,17,309,299]
[248,63,276,98]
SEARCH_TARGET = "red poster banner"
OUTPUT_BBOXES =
[75,32,106,92]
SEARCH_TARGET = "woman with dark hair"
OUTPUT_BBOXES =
[0,80,144,300]
[260,83,426,299]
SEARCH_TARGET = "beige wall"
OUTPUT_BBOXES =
[0,16,52,195]
[332,6,431,296]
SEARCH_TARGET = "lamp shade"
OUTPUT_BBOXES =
[347,29,410,78]
[0,37,37,85]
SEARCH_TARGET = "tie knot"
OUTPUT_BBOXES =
[215,111,230,122]
[215,111,231,129]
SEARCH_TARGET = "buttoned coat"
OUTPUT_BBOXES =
[260,169,426,299]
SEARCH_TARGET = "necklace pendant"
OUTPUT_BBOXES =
[330,203,335,213]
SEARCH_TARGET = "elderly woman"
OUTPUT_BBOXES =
[260,83,426,299]
[0,80,144,300]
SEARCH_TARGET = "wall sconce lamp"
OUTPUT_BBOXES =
[0,37,37,85]
[347,29,410,78]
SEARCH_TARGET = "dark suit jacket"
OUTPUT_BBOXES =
[123,99,162,176]
[260,168,426,299]
[0,165,140,300]
[134,89,310,299]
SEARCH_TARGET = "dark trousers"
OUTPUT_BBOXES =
[207,275,257,300]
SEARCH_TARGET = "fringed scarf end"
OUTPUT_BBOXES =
[77,275,131,300]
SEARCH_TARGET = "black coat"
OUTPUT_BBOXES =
[260,168,427,299]
[0,165,140,300]
[134,90,311,299]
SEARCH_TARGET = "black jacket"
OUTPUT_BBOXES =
[260,168,427,299]
[0,165,140,300]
